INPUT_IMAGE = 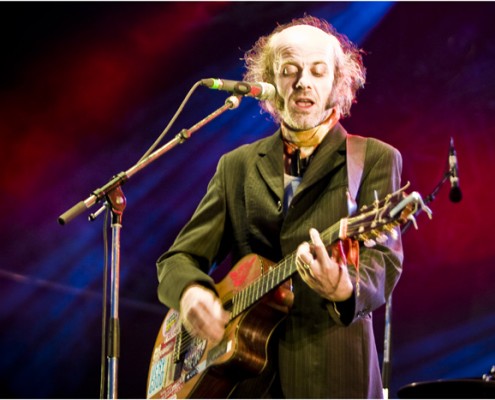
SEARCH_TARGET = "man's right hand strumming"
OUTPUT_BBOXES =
[179,284,230,345]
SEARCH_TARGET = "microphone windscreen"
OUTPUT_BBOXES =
[449,186,462,203]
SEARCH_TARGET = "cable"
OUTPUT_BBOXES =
[137,80,203,163]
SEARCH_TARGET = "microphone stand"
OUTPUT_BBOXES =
[58,95,241,399]
[382,166,456,399]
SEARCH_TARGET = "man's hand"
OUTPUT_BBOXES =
[179,284,230,345]
[296,228,353,301]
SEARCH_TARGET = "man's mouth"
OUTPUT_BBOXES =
[294,97,315,110]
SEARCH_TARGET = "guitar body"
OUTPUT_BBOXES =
[147,254,294,399]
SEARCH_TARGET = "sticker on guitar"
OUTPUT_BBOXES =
[148,308,234,398]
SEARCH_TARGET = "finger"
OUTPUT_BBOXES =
[309,228,327,261]
[211,300,230,336]
[296,241,311,261]
[198,300,227,343]
[181,316,195,336]
[296,254,315,280]
[296,244,311,265]
[309,229,332,275]
[186,311,221,343]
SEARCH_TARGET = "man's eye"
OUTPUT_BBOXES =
[313,65,328,77]
[282,66,298,76]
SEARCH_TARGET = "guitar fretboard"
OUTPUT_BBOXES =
[230,223,342,318]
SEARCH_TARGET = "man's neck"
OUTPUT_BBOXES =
[281,109,339,158]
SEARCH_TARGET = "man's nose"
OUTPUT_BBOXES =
[295,69,312,89]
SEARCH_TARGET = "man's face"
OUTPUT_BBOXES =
[271,25,337,130]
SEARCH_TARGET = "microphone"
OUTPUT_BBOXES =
[448,137,462,203]
[201,78,276,101]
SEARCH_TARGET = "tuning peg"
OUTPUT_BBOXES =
[383,224,399,240]
[389,228,399,240]
[370,229,388,244]
[364,238,376,247]
[376,233,388,244]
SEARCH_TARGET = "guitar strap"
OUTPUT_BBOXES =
[344,134,367,296]
[346,134,367,216]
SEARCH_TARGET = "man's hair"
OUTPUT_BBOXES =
[243,15,366,119]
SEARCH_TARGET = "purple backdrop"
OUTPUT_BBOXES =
[1,2,494,398]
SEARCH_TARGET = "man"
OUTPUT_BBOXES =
[157,15,403,398]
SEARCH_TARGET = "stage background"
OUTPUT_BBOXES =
[1,2,494,398]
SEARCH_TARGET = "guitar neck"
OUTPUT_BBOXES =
[230,222,341,319]
[228,187,423,321]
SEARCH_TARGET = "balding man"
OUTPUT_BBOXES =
[157,15,403,398]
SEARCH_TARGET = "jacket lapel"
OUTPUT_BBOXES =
[254,123,348,205]
[295,122,347,195]
[255,130,285,202]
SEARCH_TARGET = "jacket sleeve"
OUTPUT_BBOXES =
[156,155,231,310]
[328,139,404,325]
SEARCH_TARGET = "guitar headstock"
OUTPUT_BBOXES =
[343,184,432,247]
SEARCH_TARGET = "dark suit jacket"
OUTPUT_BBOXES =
[157,122,403,398]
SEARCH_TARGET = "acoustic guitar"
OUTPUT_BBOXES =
[147,186,431,399]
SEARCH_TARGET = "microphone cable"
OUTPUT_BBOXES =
[137,80,203,163]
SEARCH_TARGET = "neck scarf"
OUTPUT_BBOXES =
[282,109,339,176]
